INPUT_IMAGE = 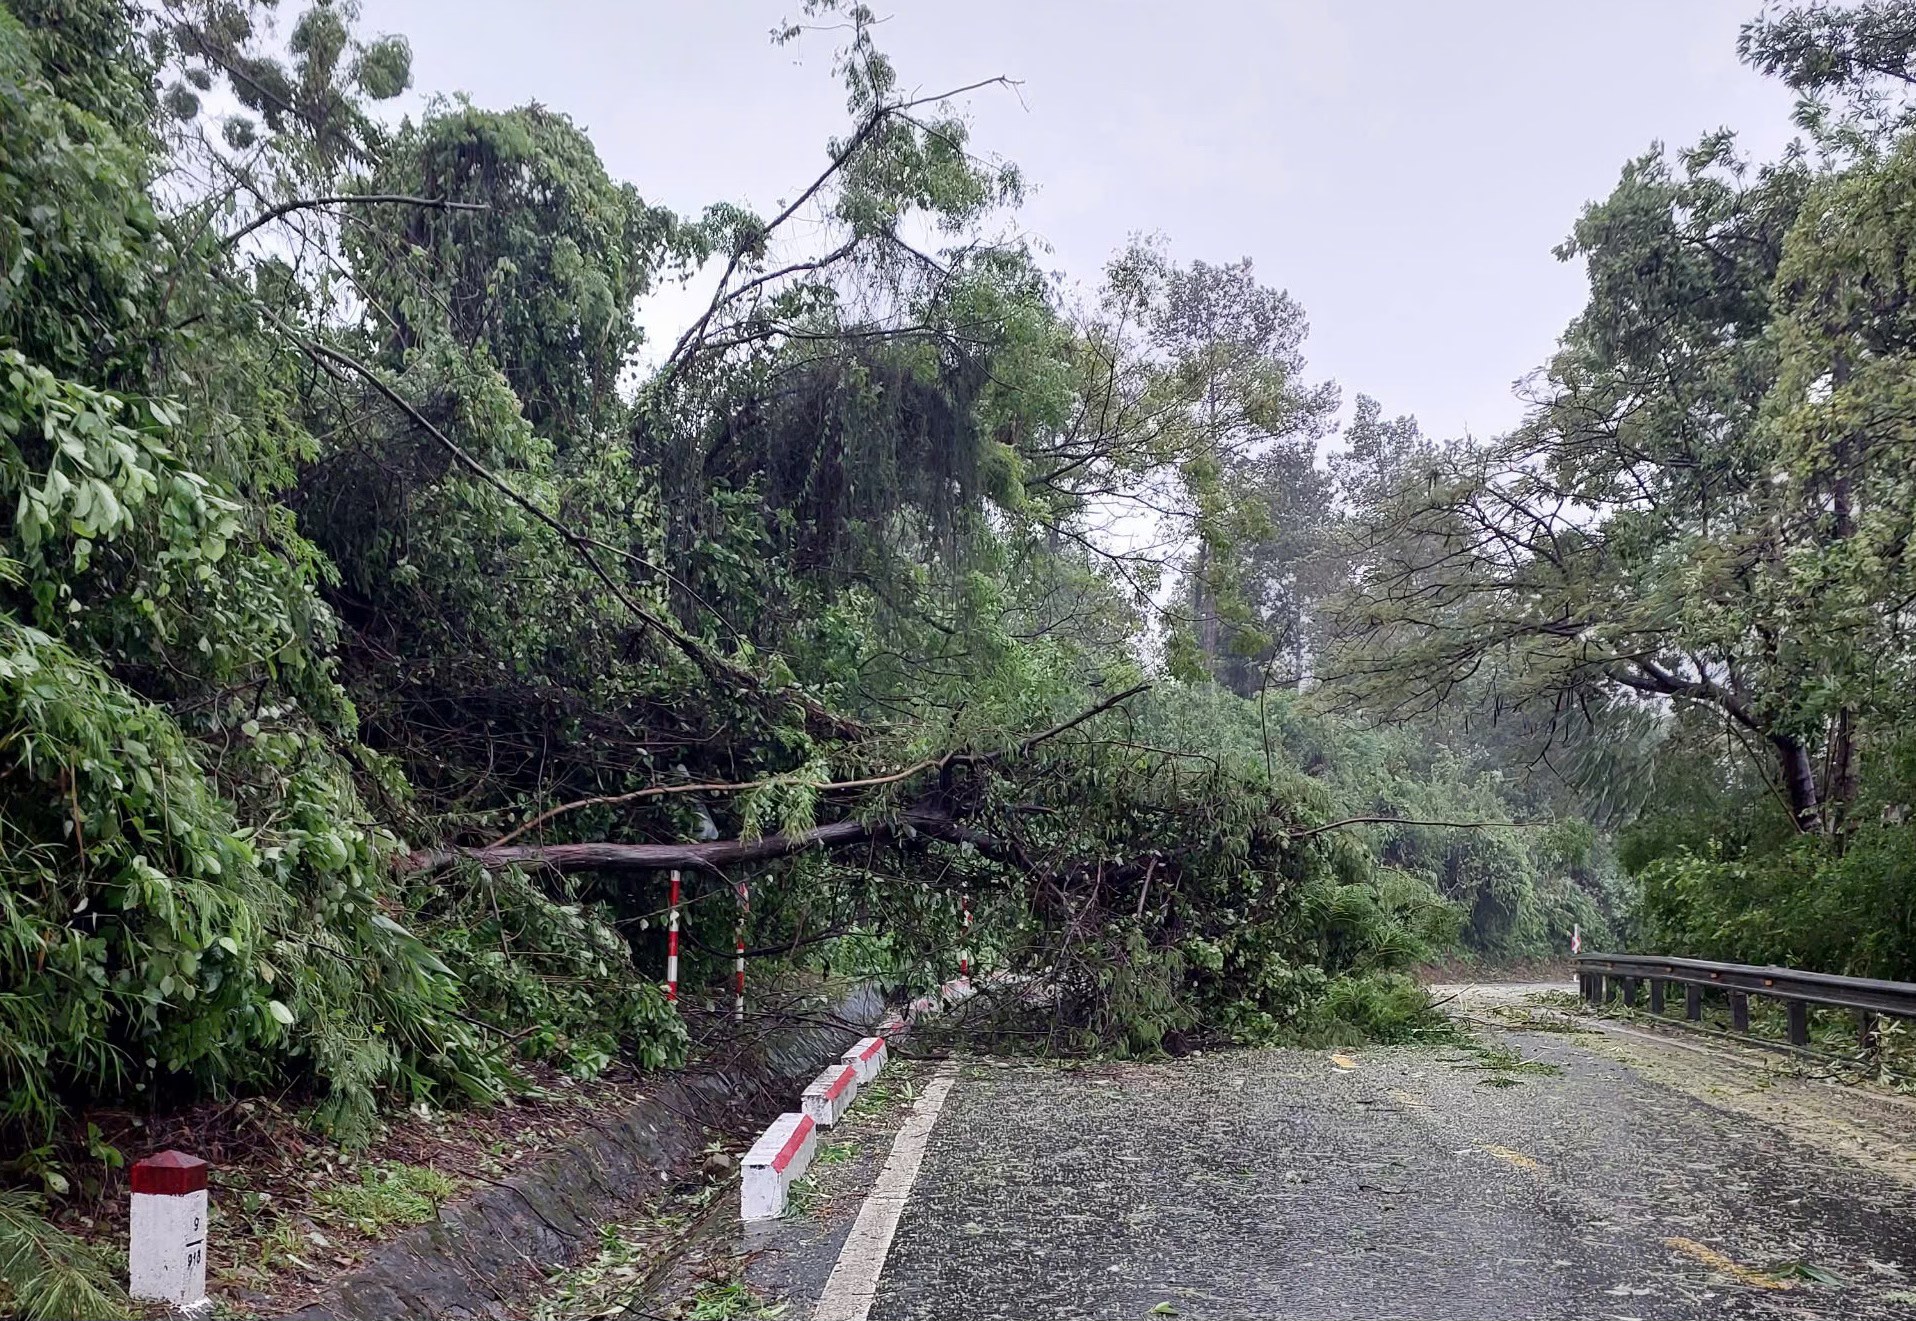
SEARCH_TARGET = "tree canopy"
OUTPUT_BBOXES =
[10,4,1916,1311]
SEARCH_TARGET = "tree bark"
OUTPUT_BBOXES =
[407,812,898,877]
[1194,542,1220,663]
[1775,734,1822,833]
[1826,707,1860,842]
[402,804,1022,879]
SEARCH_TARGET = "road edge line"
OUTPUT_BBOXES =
[810,1063,961,1321]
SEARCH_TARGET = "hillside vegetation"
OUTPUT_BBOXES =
[5,1,1916,1313]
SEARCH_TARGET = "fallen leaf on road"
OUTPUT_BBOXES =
[1331,1053,1357,1070]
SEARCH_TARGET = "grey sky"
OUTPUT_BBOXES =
[360,0,1801,442]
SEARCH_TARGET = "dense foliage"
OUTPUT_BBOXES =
[0,0,1525,1190]
[17,0,1916,1310]
[1330,1,1916,978]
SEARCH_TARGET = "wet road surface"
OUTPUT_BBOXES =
[749,996,1916,1320]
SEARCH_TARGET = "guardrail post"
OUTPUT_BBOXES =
[1576,952,1916,1051]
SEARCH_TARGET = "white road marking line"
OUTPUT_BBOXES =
[811,1064,960,1321]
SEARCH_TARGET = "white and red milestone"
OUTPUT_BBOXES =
[129,1150,208,1308]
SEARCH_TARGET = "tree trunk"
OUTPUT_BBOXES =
[1194,542,1220,663]
[1775,734,1822,833]
[403,804,1023,880]
[1826,708,1860,843]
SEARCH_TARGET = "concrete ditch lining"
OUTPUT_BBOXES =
[285,983,884,1321]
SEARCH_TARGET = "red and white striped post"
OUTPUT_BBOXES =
[734,878,749,1022]
[129,1150,208,1309]
[959,886,972,981]
[665,869,681,1003]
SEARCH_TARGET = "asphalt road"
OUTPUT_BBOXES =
[743,989,1916,1321]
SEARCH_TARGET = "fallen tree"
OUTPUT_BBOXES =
[404,803,969,876]
[405,684,1152,877]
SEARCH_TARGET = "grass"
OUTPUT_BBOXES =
[786,1129,860,1219]
[256,1218,316,1273]
[846,1074,916,1115]
[783,1174,822,1218]
[314,1161,456,1236]
[0,1191,126,1321]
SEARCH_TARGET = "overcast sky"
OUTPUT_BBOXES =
[358,0,1801,442]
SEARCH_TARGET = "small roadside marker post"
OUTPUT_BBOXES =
[665,869,681,1003]
[734,879,749,1022]
[959,885,971,980]
[129,1150,208,1310]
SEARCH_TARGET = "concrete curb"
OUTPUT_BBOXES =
[801,1063,860,1127]
[842,1036,888,1084]
[741,1112,818,1220]
[738,982,964,1223]
[288,983,882,1320]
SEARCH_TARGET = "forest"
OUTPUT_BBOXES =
[5,0,1916,1311]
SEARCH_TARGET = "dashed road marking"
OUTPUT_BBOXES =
[1664,1236,1793,1290]
[1481,1144,1542,1173]
[812,1064,961,1321]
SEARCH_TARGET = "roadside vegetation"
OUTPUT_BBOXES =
[6,0,1916,1314]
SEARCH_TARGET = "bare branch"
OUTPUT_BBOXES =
[222,194,488,248]
[1287,815,1552,842]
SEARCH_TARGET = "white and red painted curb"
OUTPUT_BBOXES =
[129,1150,209,1309]
[741,1112,818,1220]
[903,975,975,1025]
[802,1062,860,1127]
[841,1035,888,1085]
[741,975,985,1222]
[741,1000,913,1221]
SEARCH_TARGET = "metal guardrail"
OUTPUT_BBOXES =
[1573,952,1916,1050]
